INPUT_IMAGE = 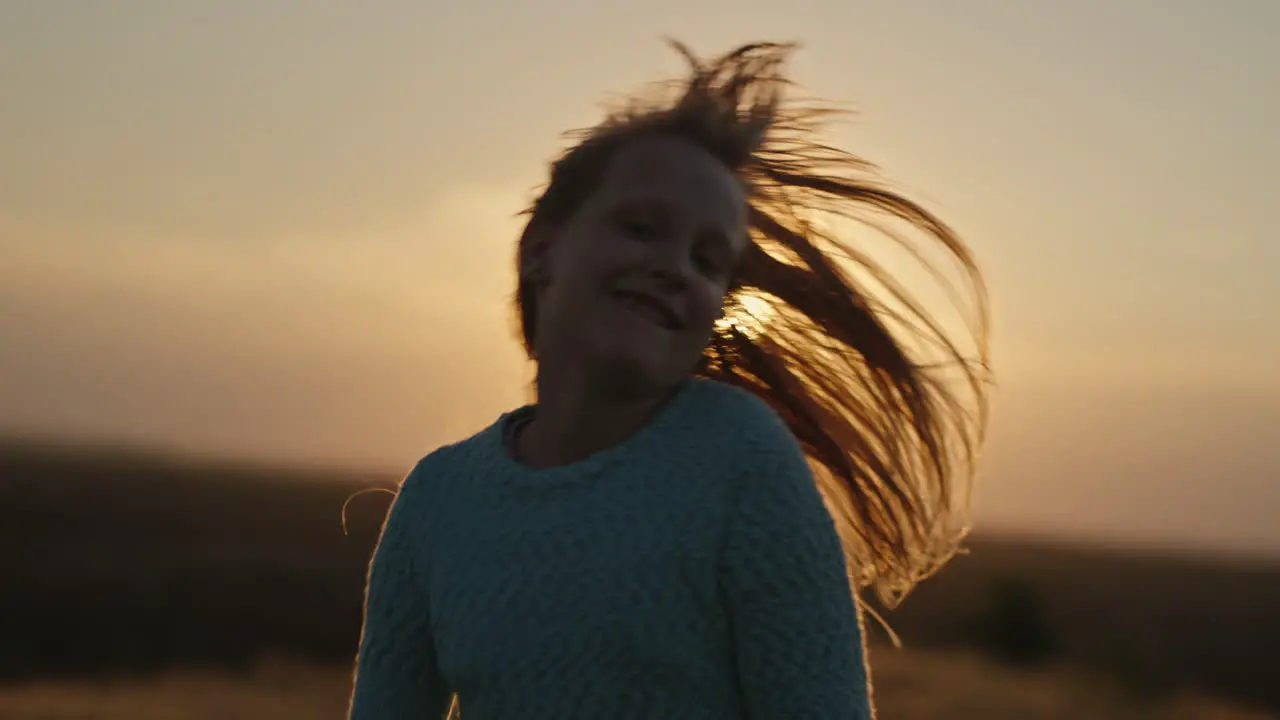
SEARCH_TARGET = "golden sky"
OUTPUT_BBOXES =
[2,2,1277,556]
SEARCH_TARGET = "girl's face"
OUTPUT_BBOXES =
[530,135,749,394]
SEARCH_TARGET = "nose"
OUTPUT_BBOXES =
[646,231,697,291]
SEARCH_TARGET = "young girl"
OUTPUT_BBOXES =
[349,41,988,719]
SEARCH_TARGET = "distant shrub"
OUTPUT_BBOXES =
[978,577,1059,668]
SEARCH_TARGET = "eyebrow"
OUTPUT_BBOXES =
[611,194,743,250]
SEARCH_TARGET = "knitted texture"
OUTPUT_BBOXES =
[349,378,871,719]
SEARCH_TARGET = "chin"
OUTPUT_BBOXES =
[584,321,699,396]
[593,352,661,392]
[586,343,679,398]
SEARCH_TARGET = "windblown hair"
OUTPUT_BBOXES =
[514,41,991,607]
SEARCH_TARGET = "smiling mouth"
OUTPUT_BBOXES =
[613,290,681,330]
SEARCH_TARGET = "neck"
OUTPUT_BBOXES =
[518,359,674,469]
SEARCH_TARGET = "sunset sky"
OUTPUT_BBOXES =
[2,1,1277,557]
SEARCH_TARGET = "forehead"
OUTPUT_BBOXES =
[594,135,748,232]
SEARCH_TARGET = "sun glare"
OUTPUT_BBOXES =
[717,292,775,339]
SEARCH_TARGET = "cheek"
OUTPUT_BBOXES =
[688,285,731,335]
[557,230,632,291]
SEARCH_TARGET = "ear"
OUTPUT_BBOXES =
[521,225,555,287]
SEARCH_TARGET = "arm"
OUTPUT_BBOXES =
[720,430,872,719]
[349,465,451,720]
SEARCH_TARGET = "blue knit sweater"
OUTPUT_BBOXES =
[349,378,871,719]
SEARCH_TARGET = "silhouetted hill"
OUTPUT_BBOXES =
[1,437,396,676]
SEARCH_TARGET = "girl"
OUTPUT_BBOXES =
[349,41,989,719]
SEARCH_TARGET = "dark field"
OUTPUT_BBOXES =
[3,437,1278,718]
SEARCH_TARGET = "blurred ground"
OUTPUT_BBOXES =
[0,649,1272,720]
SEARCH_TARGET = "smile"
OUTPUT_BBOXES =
[613,290,682,330]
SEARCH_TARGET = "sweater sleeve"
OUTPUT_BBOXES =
[349,464,451,720]
[720,426,872,720]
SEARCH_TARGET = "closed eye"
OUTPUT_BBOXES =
[693,250,722,276]
[612,202,668,242]
[620,217,659,240]
[693,236,732,278]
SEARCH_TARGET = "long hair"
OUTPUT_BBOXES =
[515,41,990,607]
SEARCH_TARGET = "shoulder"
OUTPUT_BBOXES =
[676,379,814,506]
[401,440,465,487]
[397,413,510,498]
[684,378,780,426]
[699,380,840,557]
[684,378,805,460]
